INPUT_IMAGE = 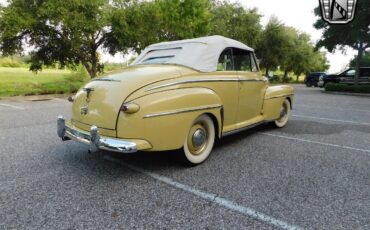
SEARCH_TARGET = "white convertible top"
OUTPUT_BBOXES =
[131,35,254,72]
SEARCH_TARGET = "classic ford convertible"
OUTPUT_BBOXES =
[57,36,294,164]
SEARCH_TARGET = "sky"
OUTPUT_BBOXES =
[0,0,356,73]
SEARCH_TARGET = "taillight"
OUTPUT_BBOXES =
[120,103,140,114]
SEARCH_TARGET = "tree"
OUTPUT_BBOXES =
[310,51,330,72]
[314,1,370,85]
[0,0,213,77]
[0,0,128,78]
[349,52,370,67]
[256,17,290,77]
[157,0,212,41]
[210,0,262,48]
[110,0,212,54]
[277,28,329,82]
[279,26,300,82]
[108,0,161,54]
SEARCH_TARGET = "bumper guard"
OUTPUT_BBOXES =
[57,116,137,153]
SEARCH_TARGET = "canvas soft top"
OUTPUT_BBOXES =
[131,35,254,72]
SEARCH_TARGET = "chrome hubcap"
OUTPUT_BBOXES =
[187,124,208,155]
[277,101,289,124]
[192,128,207,148]
[280,105,287,118]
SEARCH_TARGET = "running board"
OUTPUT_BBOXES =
[222,121,270,137]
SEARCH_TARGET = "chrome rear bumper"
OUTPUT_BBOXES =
[57,116,137,153]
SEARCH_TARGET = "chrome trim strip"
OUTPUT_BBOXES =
[265,94,294,100]
[239,78,264,82]
[93,78,121,82]
[57,116,137,153]
[145,78,265,92]
[144,104,222,118]
[146,79,238,91]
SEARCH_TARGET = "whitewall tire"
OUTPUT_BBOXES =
[183,114,215,165]
[274,99,291,128]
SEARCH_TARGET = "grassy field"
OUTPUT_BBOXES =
[0,65,304,98]
[0,67,87,98]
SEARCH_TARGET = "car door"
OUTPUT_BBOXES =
[233,48,267,126]
[211,48,239,132]
[359,68,370,84]
[340,69,356,84]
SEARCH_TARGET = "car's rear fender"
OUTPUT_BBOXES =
[116,87,223,151]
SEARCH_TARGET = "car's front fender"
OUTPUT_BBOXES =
[263,85,294,121]
[116,87,223,151]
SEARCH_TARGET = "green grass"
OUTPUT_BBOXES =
[103,63,127,72]
[0,67,88,97]
[325,83,370,94]
[262,69,305,83]
[0,65,305,98]
[0,57,28,68]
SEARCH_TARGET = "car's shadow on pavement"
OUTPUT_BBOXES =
[101,125,263,171]
[57,118,369,175]
[270,119,370,135]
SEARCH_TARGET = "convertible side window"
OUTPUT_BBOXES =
[250,53,258,72]
[217,48,234,71]
[232,48,252,72]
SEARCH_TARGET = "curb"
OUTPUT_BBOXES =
[322,91,370,98]
[0,94,71,101]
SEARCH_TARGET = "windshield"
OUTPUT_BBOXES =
[339,69,355,76]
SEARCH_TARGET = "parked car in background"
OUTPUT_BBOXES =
[304,72,327,87]
[319,67,370,87]
[57,35,294,165]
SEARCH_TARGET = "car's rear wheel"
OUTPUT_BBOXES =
[306,82,312,87]
[274,99,291,128]
[183,114,215,165]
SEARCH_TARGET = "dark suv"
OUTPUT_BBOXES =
[304,72,326,87]
[319,67,370,87]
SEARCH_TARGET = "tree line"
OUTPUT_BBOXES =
[0,0,329,79]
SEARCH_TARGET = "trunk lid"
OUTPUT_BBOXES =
[72,65,182,130]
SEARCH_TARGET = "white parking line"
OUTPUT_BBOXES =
[105,156,302,230]
[292,114,370,126]
[259,132,370,154]
[294,104,370,113]
[0,103,25,110]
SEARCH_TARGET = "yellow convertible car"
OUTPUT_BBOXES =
[57,35,294,164]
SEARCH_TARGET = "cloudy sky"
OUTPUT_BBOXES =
[0,0,356,72]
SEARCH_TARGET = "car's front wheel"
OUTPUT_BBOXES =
[274,99,291,128]
[183,114,215,165]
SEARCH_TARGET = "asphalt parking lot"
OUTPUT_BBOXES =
[1,84,369,229]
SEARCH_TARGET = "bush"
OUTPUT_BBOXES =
[0,57,22,67]
[325,83,370,94]
[268,75,280,83]
[65,65,89,83]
